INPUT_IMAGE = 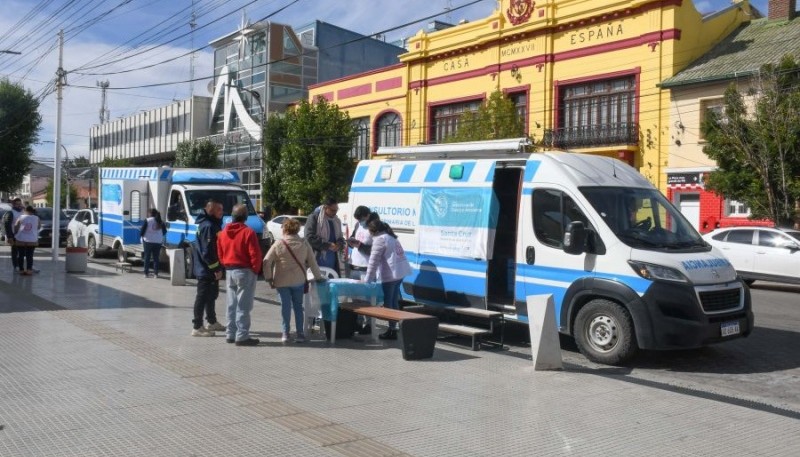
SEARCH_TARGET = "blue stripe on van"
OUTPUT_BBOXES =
[456,161,476,181]
[425,163,444,182]
[516,264,652,295]
[353,166,368,183]
[484,162,496,182]
[398,164,416,183]
[350,186,421,194]
[412,251,487,273]
[523,161,540,182]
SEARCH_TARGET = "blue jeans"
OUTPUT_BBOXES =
[142,242,162,276]
[382,279,402,330]
[277,284,305,335]
[225,269,256,341]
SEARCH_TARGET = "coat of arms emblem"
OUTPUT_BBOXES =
[506,0,534,26]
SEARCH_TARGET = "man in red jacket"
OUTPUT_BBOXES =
[217,203,262,346]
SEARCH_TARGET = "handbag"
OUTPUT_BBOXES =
[282,240,310,294]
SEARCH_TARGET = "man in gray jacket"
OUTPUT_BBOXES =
[303,197,344,274]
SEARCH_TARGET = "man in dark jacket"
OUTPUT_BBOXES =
[2,198,24,273]
[191,199,226,336]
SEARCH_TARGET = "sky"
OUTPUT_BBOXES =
[0,0,770,163]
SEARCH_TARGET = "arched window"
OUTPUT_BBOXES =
[376,112,401,150]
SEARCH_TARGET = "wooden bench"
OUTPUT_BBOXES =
[339,303,439,360]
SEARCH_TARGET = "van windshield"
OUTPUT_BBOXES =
[185,190,255,217]
[580,187,708,251]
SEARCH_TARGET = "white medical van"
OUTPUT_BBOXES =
[349,138,753,364]
[98,167,266,271]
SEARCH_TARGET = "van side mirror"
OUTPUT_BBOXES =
[563,221,586,255]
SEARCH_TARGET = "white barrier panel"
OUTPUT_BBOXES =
[526,294,563,371]
[65,247,88,273]
[167,248,186,286]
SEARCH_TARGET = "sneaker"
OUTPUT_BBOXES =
[378,329,397,340]
[191,328,215,337]
[225,338,235,344]
[295,334,306,343]
[357,325,372,335]
[281,333,289,343]
[206,322,226,332]
[235,338,260,346]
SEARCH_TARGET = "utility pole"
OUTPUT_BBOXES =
[189,0,196,97]
[52,29,65,261]
[63,147,70,210]
[97,80,109,123]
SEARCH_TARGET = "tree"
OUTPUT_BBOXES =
[702,55,800,226]
[45,177,78,208]
[444,90,527,143]
[280,98,357,213]
[99,156,132,167]
[174,139,220,168]
[0,78,42,193]
[69,156,90,168]
[263,113,291,214]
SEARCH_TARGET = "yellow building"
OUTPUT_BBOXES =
[309,0,755,190]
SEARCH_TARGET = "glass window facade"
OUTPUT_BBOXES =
[430,100,481,143]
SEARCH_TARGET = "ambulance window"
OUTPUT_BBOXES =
[167,191,186,221]
[533,190,591,249]
[130,191,141,223]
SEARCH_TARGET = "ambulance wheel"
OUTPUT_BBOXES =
[574,299,637,365]
[117,244,128,263]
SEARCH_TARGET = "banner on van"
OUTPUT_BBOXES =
[419,188,498,259]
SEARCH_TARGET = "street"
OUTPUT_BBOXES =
[65,246,800,416]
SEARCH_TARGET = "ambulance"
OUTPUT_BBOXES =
[348,138,753,364]
[98,167,266,274]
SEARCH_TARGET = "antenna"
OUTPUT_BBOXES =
[97,80,110,123]
[189,0,197,97]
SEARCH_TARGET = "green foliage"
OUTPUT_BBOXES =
[702,55,800,226]
[0,79,41,193]
[279,99,357,213]
[174,139,220,168]
[263,113,291,214]
[98,156,132,167]
[443,90,528,143]
[69,156,90,168]
[45,177,78,208]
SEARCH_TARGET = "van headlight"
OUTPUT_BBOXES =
[628,261,688,283]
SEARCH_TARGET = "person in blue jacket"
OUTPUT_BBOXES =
[190,199,226,336]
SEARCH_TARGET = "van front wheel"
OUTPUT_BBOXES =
[574,299,637,365]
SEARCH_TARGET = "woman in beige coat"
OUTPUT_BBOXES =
[263,218,326,343]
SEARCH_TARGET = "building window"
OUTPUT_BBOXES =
[376,112,401,149]
[509,91,527,129]
[351,117,370,160]
[725,199,750,218]
[430,99,481,143]
[699,98,725,141]
[556,76,637,148]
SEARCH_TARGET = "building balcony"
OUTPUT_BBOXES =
[549,123,639,149]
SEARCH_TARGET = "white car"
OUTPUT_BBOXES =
[702,226,800,286]
[67,209,109,258]
[265,215,307,244]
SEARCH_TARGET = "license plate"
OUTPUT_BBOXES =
[721,320,740,337]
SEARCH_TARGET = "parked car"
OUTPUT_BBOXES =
[702,226,800,285]
[265,215,307,244]
[0,203,10,243]
[34,207,69,247]
[67,209,109,258]
[64,209,78,220]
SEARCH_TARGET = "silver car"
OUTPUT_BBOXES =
[702,226,800,286]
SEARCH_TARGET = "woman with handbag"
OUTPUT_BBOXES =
[263,217,326,343]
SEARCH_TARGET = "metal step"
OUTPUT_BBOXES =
[438,323,491,351]
[487,303,516,313]
[446,306,503,319]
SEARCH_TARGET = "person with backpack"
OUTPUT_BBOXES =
[140,208,167,278]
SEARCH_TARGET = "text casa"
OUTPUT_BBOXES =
[443,57,469,72]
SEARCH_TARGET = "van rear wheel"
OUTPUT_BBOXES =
[574,299,637,365]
